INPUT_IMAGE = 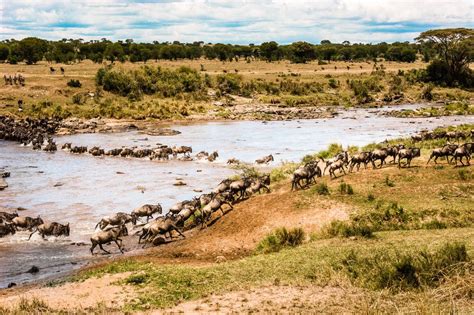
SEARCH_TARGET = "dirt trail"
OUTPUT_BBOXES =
[141,184,350,262]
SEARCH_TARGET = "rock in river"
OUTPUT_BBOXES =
[0,178,8,190]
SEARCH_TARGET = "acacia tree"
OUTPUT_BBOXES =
[416,28,474,86]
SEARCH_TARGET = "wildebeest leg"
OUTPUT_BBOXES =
[90,243,97,254]
[27,229,37,241]
[99,244,111,254]
[171,225,185,238]
[114,240,123,253]
[262,185,270,193]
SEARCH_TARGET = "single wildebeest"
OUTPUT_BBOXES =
[70,146,87,154]
[255,154,274,164]
[291,161,321,190]
[207,151,219,162]
[60,67,65,75]
[0,222,16,237]
[397,148,421,168]
[132,204,163,222]
[50,67,56,74]
[386,145,405,163]
[168,198,198,216]
[140,217,185,245]
[0,211,18,222]
[95,212,137,230]
[195,151,209,159]
[120,148,134,157]
[28,222,70,240]
[90,225,128,254]
[371,148,389,168]
[450,143,473,166]
[43,139,57,152]
[246,175,271,195]
[229,177,253,201]
[349,151,372,172]
[427,144,458,164]
[328,160,346,179]
[227,158,240,165]
[172,145,192,157]
[323,151,349,175]
[106,148,122,156]
[213,178,232,194]
[61,143,72,150]
[200,194,233,228]
[12,216,44,231]
[88,146,102,156]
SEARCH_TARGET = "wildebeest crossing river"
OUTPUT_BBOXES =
[1,104,472,288]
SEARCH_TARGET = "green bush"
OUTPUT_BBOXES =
[339,182,354,195]
[216,73,242,94]
[338,242,470,290]
[322,220,374,238]
[67,79,82,88]
[256,227,305,254]
[314,183,330,195]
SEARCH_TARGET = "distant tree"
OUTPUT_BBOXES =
[104,43,125,63]
[320,40,331,45]
[17,37,48,64]
[289,41,315,63]
[0,44,9,61]
[260,41,280,61]
[416,28,474,86]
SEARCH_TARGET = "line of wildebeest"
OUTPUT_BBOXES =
[0,172,271,254]
[0,115,276,165]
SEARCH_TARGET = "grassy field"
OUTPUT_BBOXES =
[1,59,472,120]
[1,126,472,313]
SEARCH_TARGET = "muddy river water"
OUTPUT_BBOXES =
[1,105,472,288]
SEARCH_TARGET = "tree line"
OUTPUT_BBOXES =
[0,37,427,65]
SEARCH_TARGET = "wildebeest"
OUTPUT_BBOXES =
[28,222,70,240]
[43,139,57,152]
[60,67,65,75]
[70,146,87,154]
[229,177,253,201]
[106,148,122,156]
[213,178,233,194]
[61,143,72,150]
[246,175,271,194]
[323,151,349,174]
[172,145,192,157]
[207,151,219,162]
[120,148,134,157]
[0,211,18,222]
[427,144,458,164]
[349,151,372,172]
[451,143,472,166]
[227,158,240,165]
[0,222,16,237]
[132,204,163,222]
[291,161,321,190]
[50,67,56,74]
[90,225,128,254]
[139,217,185,245]
[168,199,198,216]
[95,212,137,230]
[371,148,389,168]
[255,154,274,164]
[327,160,346,179]
[89,146,105,156]
[397,148,421,168]
[12,216,44,231]
[199,194,233,228]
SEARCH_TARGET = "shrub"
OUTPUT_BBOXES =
[72,93,85,105]
[322,220,374,238]
[314,183,330,195]
[339,182,354,195]
[421,84,434,101]
[328,78,339,89]
[256,227,305,254]
[384,175,395,187]
[458,169,471,181]
[367,193,375,201]
[67,79,82,88]
[338,242,470,290]
[216,73,242,94]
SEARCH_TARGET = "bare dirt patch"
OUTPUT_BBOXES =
[0,272,135,311]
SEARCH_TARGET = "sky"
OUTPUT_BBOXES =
[1,0,473,44]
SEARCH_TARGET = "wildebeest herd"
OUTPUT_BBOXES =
[3,74,26,86]
[290,129,473,190]
[0,115,472,256]
[0,173,271,255]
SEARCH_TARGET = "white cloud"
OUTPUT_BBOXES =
[1,0,472,43]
